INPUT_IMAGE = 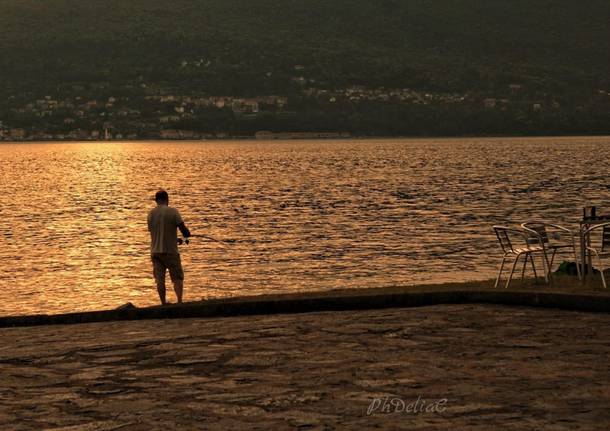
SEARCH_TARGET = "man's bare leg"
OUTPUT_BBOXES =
[156,279,167,305]
[173,279,183,304]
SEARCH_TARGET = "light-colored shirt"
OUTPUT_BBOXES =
[147,205,184,254]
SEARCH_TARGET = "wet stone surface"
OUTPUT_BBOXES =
[1,304,610,430]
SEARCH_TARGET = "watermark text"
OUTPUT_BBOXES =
[367,395,447,415]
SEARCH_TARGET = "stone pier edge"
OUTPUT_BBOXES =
[2,287,610,328]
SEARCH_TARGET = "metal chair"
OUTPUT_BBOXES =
[521,221,581,281]
[493,225,549,288]
[582,222,610,288]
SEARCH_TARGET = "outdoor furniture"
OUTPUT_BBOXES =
[521,221,581,281]
[493,225,549,289]
[580,221,610,288]
[579,214,610,282]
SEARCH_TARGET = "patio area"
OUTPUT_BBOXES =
[1,303,609,430]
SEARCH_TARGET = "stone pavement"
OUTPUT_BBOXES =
[1,304,609,430]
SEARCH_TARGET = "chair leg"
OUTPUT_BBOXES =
[539,255,549,283]
[529,253,539,280]
[598,256,607,289]
[495,256,507,288]
[521,254,528,283]
[549,249,557,272]
[541,252,552,286]
[506,254,521,289]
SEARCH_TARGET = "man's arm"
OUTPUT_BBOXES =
[178,222,191,238]
[175,209,190,238]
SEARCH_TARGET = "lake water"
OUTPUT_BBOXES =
[1,137,609,316]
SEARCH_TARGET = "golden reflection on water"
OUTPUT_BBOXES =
[1,137,610,316]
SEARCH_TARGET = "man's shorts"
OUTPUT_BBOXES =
[151,253,184,284]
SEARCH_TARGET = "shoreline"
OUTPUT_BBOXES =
[1,134,610,144]
[3,280,610,328]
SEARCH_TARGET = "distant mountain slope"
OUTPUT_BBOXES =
[1,0,609,95]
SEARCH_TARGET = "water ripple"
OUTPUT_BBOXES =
[1,137,609,315]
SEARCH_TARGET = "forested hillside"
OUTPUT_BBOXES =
[1,0,609,137]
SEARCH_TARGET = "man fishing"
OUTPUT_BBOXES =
[147,190,191,305]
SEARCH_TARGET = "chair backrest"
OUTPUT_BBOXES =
[583,222,610,252]
[494,227,512,253]
[524,223,549,244]
[494,226,525,254]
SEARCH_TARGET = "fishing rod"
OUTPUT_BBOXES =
[190,234,236,244]
[177,234,235,245]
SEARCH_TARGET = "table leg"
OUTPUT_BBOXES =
[580,227,587,283]
[585,235,593,276]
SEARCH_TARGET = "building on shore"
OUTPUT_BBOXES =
[255,131,351,140]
